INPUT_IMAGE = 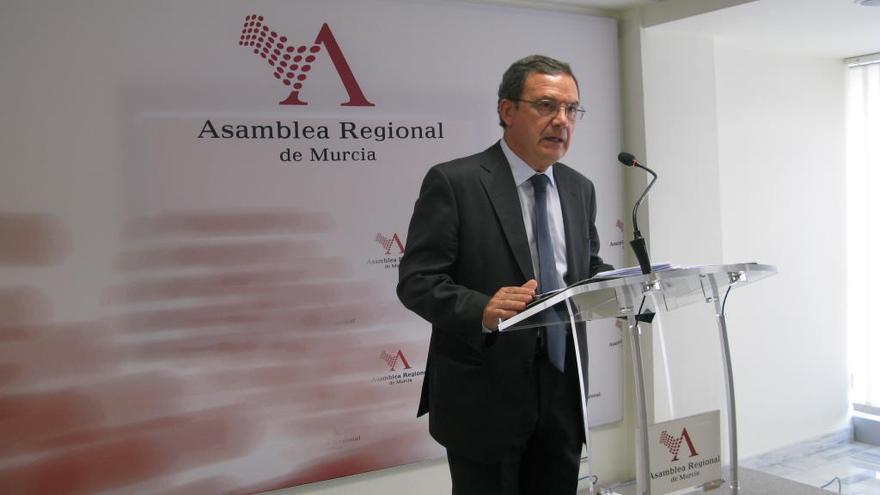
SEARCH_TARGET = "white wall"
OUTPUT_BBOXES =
[641,28,728,427]
[713,42,849,455]
[638,25,850,458]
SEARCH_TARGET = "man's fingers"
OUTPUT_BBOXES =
[482,283,537,330]
[482,306,522,330]
[491,285,535,309]
[489,293,531,310]
[496,294,533,306]
[502,285,536,296]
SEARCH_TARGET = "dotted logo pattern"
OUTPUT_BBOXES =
[239,14,321,90]
[375,233,405,255]
[380,350,412,372]
[237,16,375,107]
[660,430,684,458]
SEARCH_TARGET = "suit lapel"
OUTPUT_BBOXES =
[555,165,588,284]
[479,143,534,281]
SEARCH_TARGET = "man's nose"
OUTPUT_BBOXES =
[551,105,572,124]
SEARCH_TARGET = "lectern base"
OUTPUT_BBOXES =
[601,468,828,495]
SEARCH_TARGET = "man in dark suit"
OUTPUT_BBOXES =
[397,54,612,495]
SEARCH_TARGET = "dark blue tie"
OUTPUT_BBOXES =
[530,174,566,372]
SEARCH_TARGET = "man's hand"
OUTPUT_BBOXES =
[482,279,538,331]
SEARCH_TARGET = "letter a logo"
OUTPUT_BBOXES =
[239,15,375,107]
[659,428,700,462]
[375,233,405,255]
[380,349,412,371]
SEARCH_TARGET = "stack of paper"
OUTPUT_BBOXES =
[592,263,677,279]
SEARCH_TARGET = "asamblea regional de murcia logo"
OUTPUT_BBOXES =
[659,428,700,462]
[375,233,404,256]
[238,15,374,107]
[381,349,412,372]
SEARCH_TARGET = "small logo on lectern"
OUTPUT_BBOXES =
[660,428,700,462]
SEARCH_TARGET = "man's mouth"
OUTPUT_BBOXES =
[542,136,565,144]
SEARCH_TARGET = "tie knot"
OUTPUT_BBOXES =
[530,173,550,194]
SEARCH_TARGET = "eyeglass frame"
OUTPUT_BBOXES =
[510,98,586,122]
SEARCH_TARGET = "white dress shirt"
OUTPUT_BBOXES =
[499,138,568,292]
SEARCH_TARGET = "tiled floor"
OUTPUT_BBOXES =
[743,431,880,494]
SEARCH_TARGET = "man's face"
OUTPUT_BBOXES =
[499,72,579,172]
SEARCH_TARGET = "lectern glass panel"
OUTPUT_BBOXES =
[498,263,777,495]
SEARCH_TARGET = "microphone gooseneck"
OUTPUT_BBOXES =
[618,152,658,274]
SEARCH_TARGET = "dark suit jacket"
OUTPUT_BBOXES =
[397,141,611,462]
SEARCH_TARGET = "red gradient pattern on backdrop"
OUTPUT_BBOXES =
[0,209,433,495]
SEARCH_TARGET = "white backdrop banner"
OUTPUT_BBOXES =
[0,1,624,493]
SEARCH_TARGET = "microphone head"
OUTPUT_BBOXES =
[617,152,637,167]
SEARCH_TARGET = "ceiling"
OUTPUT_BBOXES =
[453,0,661,15]
[460,0,880,59]
[649,0,880,59]
[521,0,661,9]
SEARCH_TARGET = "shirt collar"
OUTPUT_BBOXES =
[499,138,557,188]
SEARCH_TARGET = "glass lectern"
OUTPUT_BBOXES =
[498,263,778,495]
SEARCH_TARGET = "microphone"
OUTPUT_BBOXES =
[617,152,657,275]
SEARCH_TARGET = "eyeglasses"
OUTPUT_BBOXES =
[513,98,585,121]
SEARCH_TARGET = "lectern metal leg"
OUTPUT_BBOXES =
[711,284,740,493]
[566,299,594,494]
[627,314,651,495]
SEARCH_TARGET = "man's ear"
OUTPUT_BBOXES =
[498,99,515,127]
